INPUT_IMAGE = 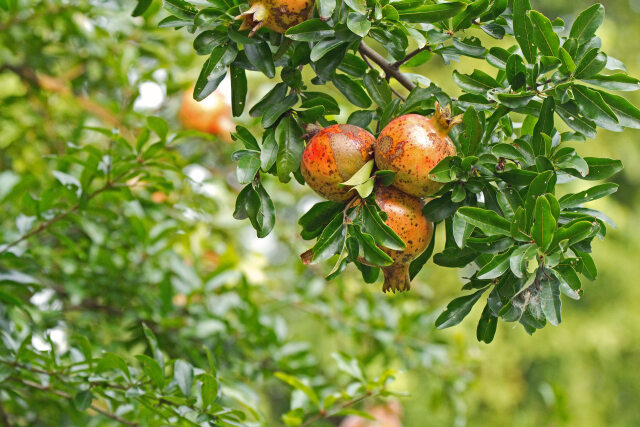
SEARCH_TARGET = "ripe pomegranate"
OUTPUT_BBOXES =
[375,185,433,293]
[179,87,234,141]
[236,0,314,37]
[375,102,461,198]
[300,124,375,203]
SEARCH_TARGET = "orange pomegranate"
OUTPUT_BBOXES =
[375,102,461,198]
[300,124,375,203]
[179,87,234,141]
[236,0,314,37]
[375,185,433,292]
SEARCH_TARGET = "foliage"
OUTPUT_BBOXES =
[163,0,634,339]
[1,0,639,426]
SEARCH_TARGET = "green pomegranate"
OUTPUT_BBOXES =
[375,102,461,198]
[300,124,375,203]
[375,185,434,293]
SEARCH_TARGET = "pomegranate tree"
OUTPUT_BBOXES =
[172,0,635,340]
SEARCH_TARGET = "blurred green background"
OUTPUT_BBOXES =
[1,0,639,426]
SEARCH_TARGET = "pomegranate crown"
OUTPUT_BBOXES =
[433,101,463,134]
[235,3,268,37]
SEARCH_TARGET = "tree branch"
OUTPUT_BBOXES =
[358,43,416,92]
[393,45,432,69]
[9,377,140,427]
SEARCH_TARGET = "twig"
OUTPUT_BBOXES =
[0,169,139,255]
[393,45,432,69]
[300,391,378,426]
[9,377,140,427]
[0,400,10,427]
[389,86,406,102]
[358,43,416,92]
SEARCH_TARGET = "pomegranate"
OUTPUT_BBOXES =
[300,124,375,203]
[375,102,461,198]
[236,0,314,37]
[179,87,234,141]
[375,185,433,292]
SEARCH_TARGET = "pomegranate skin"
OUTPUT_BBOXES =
[237,0,314,36]
[375,185,433,292]
[300,124,375,203]
[375,104,460,198]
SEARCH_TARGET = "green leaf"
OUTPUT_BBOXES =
[317,0,336,18]
[397,2,467,23]
[363,71,392,107]
[174,359,194,398]
[73,390,93,412]
[453,70,500,94]
[539,271,562,326]
[340,159,374,187]
[598,91,640,129]
[496,92,535,108]
[477,249,513,279]
[136,355,164,388]
[476,303,498,343]
[260,130,278,171]
[96,353,130,379]
[456,207,511,236]
[512,0,536,63]
[244,42,275,78]
[436,288,488,329]
[460,106,482,156]
[306,213,345,263]
[569,3,605,44]
[556,101,596,138]
[352,226,394,266]
[531,196,556,251]
[250,83,288,117]
[362,201,406,251]
[146,116,169,141]
[574,48,606,79]
[558,47,576,73]
[344,0,366,14]
[286,19,334,41]
[163,0,197,19]
[132,0,152,17]
[236,155,260,184]
[331,74,372,108]
[262,93,298,128]
[193,30,228,55]
[194,45,237,101]
[229,66,247,118]
[558,183,618,209]
[582,73,640,91]
[299,201,344,239]
[275,115,304,183]
[201,374,218,409]
[581,157,623,180]
[274,372,319,405]
[528,10,560,56]
[347,13,371,37]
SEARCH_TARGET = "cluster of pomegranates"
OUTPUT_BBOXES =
[301,103,460,292]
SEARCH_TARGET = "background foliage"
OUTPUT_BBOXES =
[1,0,639,426]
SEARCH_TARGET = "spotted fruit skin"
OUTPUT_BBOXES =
[375,185,433,292]
[375,110,458,198]
[237,0,314,36]
[301,124,375,203]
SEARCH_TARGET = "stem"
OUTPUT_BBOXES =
[358,43,416,92]
[393,45,432,68]
[0,400,10,427]
[300,391,378,426]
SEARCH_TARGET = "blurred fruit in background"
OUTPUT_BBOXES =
[179,86,234,141]
[340,401,404,427]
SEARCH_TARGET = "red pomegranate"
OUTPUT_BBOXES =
[236,0,314,37]
[300,124,375,203]
[179,87,234,141]
[375,185,433,292]
[375,102,461,198]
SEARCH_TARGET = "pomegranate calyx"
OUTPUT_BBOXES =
[235,3,268,37]
[433,101,463,135]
